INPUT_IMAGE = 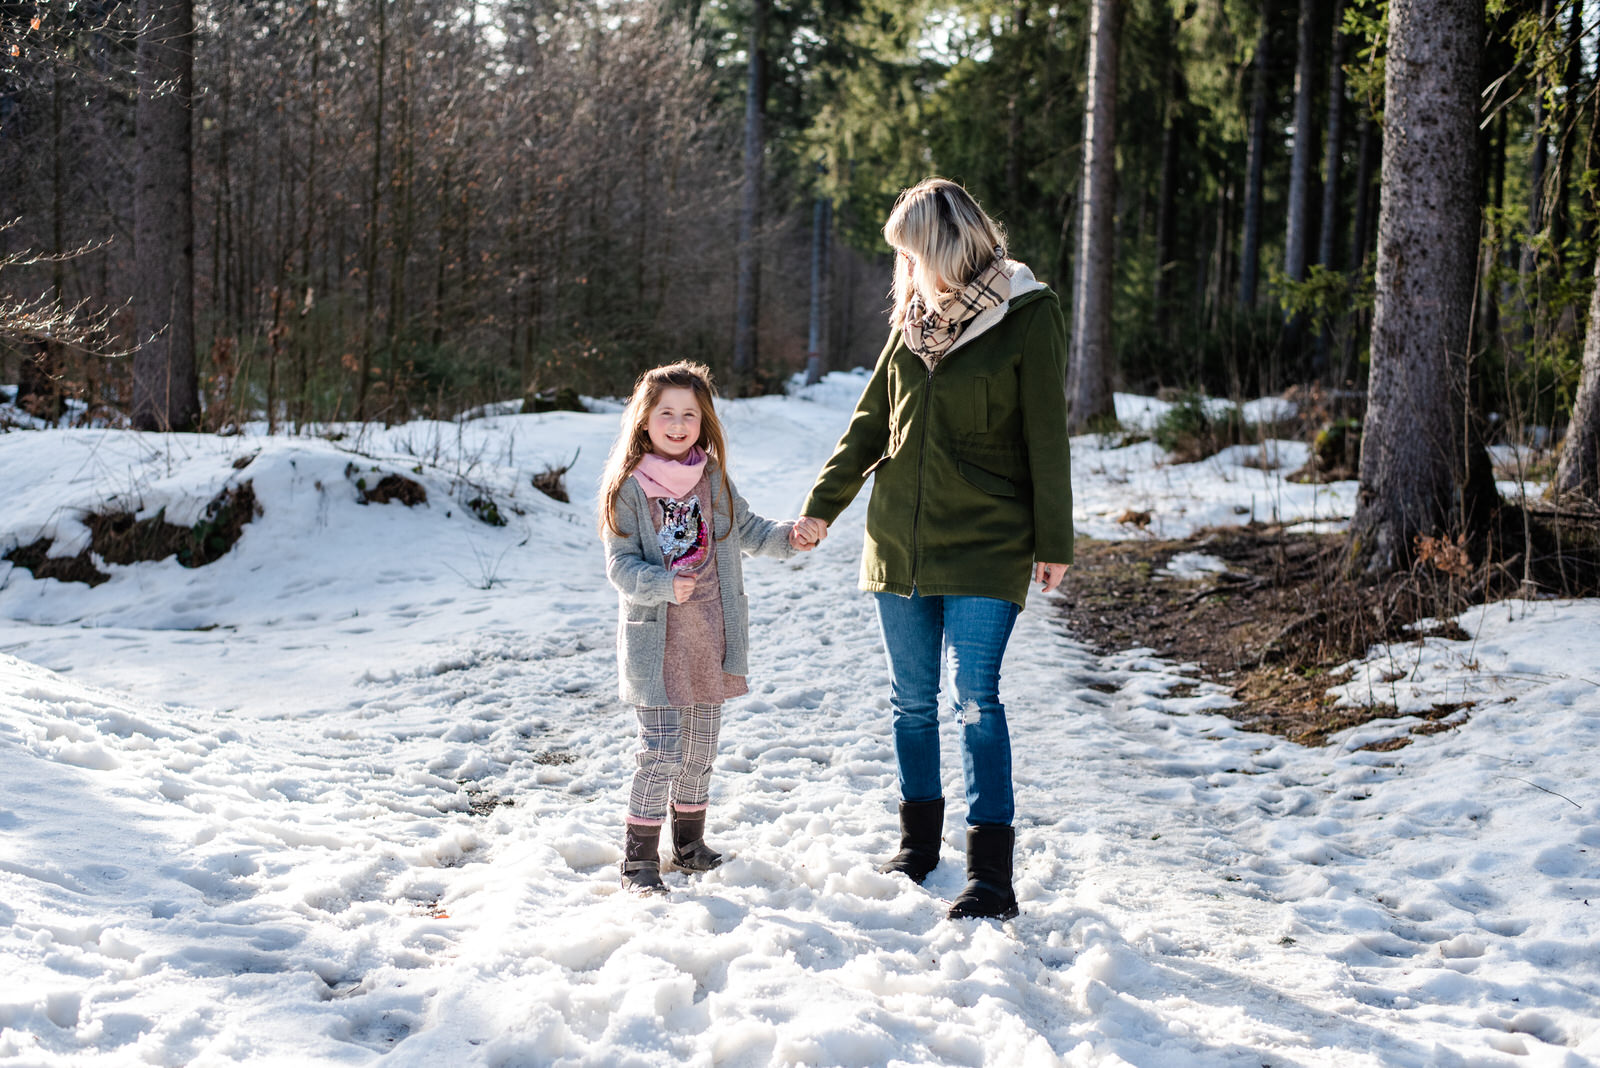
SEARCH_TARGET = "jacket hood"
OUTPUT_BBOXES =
[945,260,1050,356]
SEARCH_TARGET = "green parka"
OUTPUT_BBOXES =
[800,269,1074,607]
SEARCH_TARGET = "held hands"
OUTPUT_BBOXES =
[788,516,830,551]
[1034,561,1070,593]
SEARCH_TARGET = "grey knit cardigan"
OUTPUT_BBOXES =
[603,462,795,707]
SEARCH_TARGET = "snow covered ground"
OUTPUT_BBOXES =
[1,374,1597,1066]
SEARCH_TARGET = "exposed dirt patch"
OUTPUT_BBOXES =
[532,462,573,503]
[4,538,110,586]
[87,481,261,568]
[361,473,427,506]
[1058,526,1480,747]
[460,781,515,817]
[6,481,261,585]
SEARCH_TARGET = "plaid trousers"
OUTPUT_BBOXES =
[627,703,722,824]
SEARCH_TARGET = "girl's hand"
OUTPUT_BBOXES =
[673,572,697,602]
[1034,562,1070,593]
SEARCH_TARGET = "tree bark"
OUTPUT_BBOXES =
[1238,0,1270,312]
[1067,0,1120,432]
[1349,0,1497,573]
[132,0,200,432]
[1552,256,1600,500]
[731,0,767,392]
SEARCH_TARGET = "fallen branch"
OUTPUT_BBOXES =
[1499,776,1583,809]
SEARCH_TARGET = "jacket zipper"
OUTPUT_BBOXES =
[905,293,1036,590]
[908,361,935,590]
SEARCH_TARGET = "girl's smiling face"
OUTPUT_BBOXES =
[646,386,702,461]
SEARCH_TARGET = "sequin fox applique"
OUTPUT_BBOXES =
[657,495,710,572]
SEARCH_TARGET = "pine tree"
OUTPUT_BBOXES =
[1349,0,1497,572]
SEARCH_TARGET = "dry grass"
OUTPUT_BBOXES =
[1059,507,1600,747]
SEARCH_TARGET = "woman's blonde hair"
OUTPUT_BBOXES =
[883,177,1008,328]
[599,360,733,537]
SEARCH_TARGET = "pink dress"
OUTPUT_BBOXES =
[647,470,749,707]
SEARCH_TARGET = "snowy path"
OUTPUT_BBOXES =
[2,380,1598,1065]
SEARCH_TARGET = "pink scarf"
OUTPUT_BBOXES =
[633,447,707,499]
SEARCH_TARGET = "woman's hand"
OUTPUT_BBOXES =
[673,572,697,602]
[1034,562,1070,593]
[789,517,829,550]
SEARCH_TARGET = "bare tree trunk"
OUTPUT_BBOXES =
[1479,110,1508,351]
[1350,0,1497,573]
[1350,109,1378,272]
[1340,108,1379,381]
[133,0,200,432]
[1546,0,1583,271]
[1552,254,1600,499]
[1317,0,1346,274]
[1152,14,1182,334]
[1207,181,1235,333]
[296,0,320,432]
[731,0,767,392]
[385,0,414,425]
[1518,0,1554,285]
[1238,0,1270,312]
[359,0,388,422]
[805,194,829,386]
[1284,0,1316,287]
[1581,58,1600,278]
[1067,0,1120,432]
[1314,0,1347,375]
[1006,1,1029,210]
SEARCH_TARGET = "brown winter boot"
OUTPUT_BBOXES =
[666,807,724,873]
[621,823,668,896]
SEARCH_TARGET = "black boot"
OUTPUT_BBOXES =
[879,797,944,884]
[948,824,1018,920]
[667,807,723,873]
[621,823,667,896]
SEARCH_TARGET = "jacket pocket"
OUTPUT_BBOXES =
[957,458,1017,497]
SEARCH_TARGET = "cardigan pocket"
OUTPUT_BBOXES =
[625,603,663,623]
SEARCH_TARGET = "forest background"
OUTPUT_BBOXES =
[3,0,1600,563]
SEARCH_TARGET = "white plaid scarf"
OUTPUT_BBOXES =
[902,256,1016,369]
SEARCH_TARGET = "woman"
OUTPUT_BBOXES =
[800,177,1073,920]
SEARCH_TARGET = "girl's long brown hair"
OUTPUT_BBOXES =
[599,361,734,537]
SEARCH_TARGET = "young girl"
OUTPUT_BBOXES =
[600,361,821,896]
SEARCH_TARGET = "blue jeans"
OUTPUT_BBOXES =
[874,591,1021,827]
